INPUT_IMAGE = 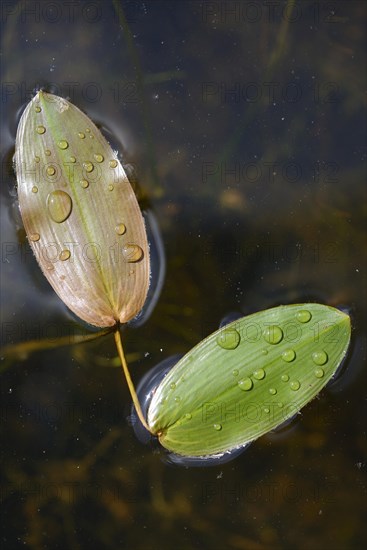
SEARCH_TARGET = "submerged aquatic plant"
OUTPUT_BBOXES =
[14,92,351,464]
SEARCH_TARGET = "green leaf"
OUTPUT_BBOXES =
[147,304,351,457]
[14,92,150,327]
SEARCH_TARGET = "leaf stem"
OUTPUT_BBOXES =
[114,328,151,432]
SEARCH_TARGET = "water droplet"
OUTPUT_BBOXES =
[36,125,46,134]
[269,388,277,395]
[314,368,325,378]
[45,264,54,271]
[184,413,192,420]
[253,368,265,380]
[122,244,144,263]
[278,402,284,408]
[34,156,40,163]
[47,190,72,223]
[108,184,114,191]
[281,374,289,382]
[35,106,41,113]
[59,249,71,261]
[32,186,38,193]
[94,153,104,163]
[80,179,89,189]
[238,378,253,391]
[58,140,69,149]
[109,159,118,168]
[216,328,241,350]
[170,383,176,390]
[174,396,181,403]
[115,223,126,235]
[78,132,85,139]
[232,369,239,377]
[29,233,40,242]
[263,325,283,344]
[263,407,270,414]
[69,156,76,163]
[46,166,56,176]
[261,349,268,355]
[213,424,222,431]
[290,380,300,391]
[312,351,328,365]
[296,310,312,323]
[281,349,296,362]
[45,149,51,156]
[83,161,94,173]
[85,128,90,133]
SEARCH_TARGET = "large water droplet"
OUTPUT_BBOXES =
[47,190,72,223]
[263,325,283,344]
[238,378,253,391]
[122,244,144,263]
[253,368,265,380]
[83,161,94,173]
[216,328,241,350]
[290,380,300,391]
[59,249,71,261]
[46,166,56,176]
[58,140,69,149]
[36,125,46,134]
[314,368,325,378]
[281,349,296,362]
[312,351,328,365]
[296,310,312,323]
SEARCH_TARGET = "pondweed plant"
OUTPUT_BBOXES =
[13,91,351,464]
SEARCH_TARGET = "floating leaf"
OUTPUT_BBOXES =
[147,304,351,457]
[14,91,150,327]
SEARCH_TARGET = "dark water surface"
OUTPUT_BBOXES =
[1,1,366,549]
